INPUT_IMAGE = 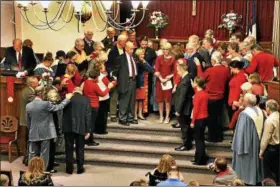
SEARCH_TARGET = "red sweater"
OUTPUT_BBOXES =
[197,64,230,100]
[83,79,110,108]
[192,89,209,124]
[245,52,279,81]
[228,70,247,106]
[62,75,75,93]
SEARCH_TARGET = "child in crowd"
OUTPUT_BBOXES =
[189,180,200,186]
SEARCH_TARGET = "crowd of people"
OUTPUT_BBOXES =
[1,27,279,186]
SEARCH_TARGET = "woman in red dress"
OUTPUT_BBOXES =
[154,42,176,124]
[228,60,247,120]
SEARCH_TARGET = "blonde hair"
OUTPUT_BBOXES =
[0,174,9,186]
[162,42,172,50]
[157,154,176,173]
[135,48,145,57]
[239,41,251,51]
[177,59,188,72]
[118,34,128,41]
[96,50,108,63]
[159,39,168,49]
[248,72,261,84]
[24,157,45,182]
[65,64,77,76]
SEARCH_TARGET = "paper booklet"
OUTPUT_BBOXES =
[161,80,173,90]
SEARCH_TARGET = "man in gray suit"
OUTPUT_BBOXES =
[26,86,73,169]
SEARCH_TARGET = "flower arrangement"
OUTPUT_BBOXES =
[147,11,168,39]
[148,11,168,29]
[218,10,242,35]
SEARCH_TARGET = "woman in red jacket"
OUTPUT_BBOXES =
[228,60,247,120]
[191,77,209,165]
[83,68,115,146]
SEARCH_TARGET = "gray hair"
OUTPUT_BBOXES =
[118,34,128,42]
[75,38,84,47]
[244,93,257,106]
[26,76,38,87]
[211,51,222,64]
[84,29,93,35]
[266,99,279,112]
[93,41,105,49]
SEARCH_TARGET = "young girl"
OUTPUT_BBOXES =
[191,77,209,165]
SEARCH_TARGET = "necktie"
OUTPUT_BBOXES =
[18,52,22,70]
[130,55,136,77]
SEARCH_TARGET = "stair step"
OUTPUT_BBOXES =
[56,153,216,175]
[94,132,232,151]
[107,123,233,139]
[85,142,232,161]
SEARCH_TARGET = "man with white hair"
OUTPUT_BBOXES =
[194,51,230,142]
[112,41,154,126]
[260,99,279,185]
[106,34,127,122]
[102,27,117,51]
[83,29,95,55]
[232,93,265,185]
[244,36,256,47]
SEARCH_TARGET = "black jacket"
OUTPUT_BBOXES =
[112,53,153,94]
[63,93,91,135]
[190,52,207,72]
[83,39,95,56]
[144,47,157,67]
[185,58,197,79]
[102,36,118,51]
[174,73,194,116]
[3,46,36,75]
[106,45,124,73]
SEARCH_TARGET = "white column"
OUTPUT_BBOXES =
[272,0,280,59]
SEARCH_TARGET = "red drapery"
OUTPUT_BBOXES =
[135,0,274,41]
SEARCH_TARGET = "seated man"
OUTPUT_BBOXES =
[208,157,237,185]
[2,39,36,77]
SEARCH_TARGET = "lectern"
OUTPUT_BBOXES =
[0,76,26,154]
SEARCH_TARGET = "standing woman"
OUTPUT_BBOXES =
[228,61,247,120]
[83,68,115,146]
[174,59,194,151]
[154,42,176,124]
[34,52,55,77]
[61,64,79,94]
[134,48,154,120]
[191,77,209,165]
[94,54,117,134]
[227,42,242,61]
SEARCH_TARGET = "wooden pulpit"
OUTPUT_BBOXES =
[0,76,26,154]
[265,81,280,104]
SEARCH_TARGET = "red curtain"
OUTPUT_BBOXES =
[135,0,274,41]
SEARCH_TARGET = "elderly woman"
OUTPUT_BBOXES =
[18,157,54,186]
[227,42,242,61]
[174,59,194,151]
[239,41,253,68]
[134,48,154,121]
[194,51,230,142]
[260,99,280,185]
[154,42,176,124]
[86,42,106,78]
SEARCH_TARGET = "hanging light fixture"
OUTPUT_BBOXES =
[16,0,150,32]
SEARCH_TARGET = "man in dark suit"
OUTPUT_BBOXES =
[3,39,36,76]
[83,29,95,56]
[113,41,154,126]
[106,34,127,122]
[185,43,198,79]
[201,38,216,68]
[174,60,194,151]
[63,87,91,174]
[101,27,118,51]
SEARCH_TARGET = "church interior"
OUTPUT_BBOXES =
[0,0,279,186]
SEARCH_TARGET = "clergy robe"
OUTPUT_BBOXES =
[231,106,265,185]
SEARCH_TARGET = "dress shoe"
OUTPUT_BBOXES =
[171,123,180,128]
[119,120,130,126]
[47,169,57,173]
[87,141,100,146]
[138,116,146,120]
[175,145,192,151]
[191,159,196,163]
[110,117,117,122]
[128,120,138,124]
[77,168,85,174]
[66,169,73,175]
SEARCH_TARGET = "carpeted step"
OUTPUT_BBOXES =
[56,153,216,175]
[94,132,232,151]
[85,142,232,161]
[107,123,233,140]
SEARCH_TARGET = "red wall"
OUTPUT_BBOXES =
[135,0,274,41]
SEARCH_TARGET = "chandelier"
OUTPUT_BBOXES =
[16,1,150,32]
